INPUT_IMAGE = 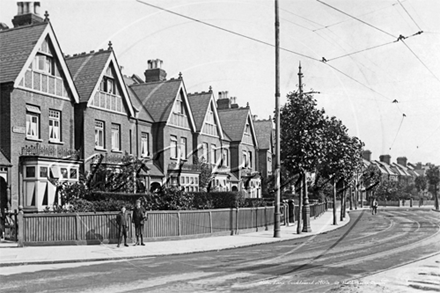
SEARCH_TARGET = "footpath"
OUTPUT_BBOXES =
[0,209,351,267]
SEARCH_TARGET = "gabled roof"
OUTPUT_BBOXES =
[187,91,224,139]
[187,92,211,131]
[253,119,273,150]
[392,163,411,177]
[0,22,47,84]
[374,160,397,176]
[123,75,154,123]
[129,78,196,130]
[0,22,80,103]
[65,49,134,116]
[218,107,257,146]
[0,149,11,167]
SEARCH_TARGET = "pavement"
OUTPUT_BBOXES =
[0,208,351,267]
[0,205,437,269]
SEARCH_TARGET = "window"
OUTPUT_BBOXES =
[40,167,48,178]
[174,93,185,115]
[34,54,53,75]
[211,144,217,165]
[26,166,35,178]
[70,168,77,179]
[26,113,39,140]
[170,136,178,159]
[60,168,68,179]
[100,77,115,94]
[141,132,150,157]
[245,123,250,134]
[249,151,253,168]
[222,149,229,166]
[201,142,208,162]
[180,137,187,159]
[49,110,61,142]
[111,124,121,151]
[95,120,105,149]
[243,151,248,168]
[206,109,214,124]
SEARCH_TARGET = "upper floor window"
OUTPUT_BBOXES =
[211,144,217,165]
[249,151,253,168]
[100,77,117,95]
[141,132,150,157]
[111,124,121,151]
[222,149,229,167]
[174,93,185,115]
[243,151,248,168]
[206,110,214,124]
[170,136,178,159]
[49,110,61,142]
[33,54,53,75]
[180,137,187,160]
[245,123,250,134]
[95,120,105,149]
[26,105,40,140]
[201,142,208,162]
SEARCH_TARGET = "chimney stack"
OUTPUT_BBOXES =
[217,91,231,110]
[396,157,407,167]
[379,154,391,165]
[144,59,167,82]
[12,2,43,28]
[362,150,371,162]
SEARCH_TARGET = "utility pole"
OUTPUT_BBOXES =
[274,0,281,238]
[298,63,311,232]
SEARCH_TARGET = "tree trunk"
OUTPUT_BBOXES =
[333,180,337,225]
[435,185,439,211]
[297,174,302,234]
[360,189,363,208]
[349,186,353,210]
[340,183,344,221]
[354,184,358,210]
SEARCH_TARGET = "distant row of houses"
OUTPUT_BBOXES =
[361,150,432,187]
[0,3,274,212]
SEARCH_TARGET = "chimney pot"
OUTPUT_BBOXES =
[12,2,43,27]
[145,59,167,82]
[379,154,391,165]
[362,150,372,161]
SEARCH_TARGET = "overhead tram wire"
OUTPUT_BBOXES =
[389,114,406,150]
[326,31,423,62]
[136,0,320,62]
[316,0,396,39]
[397,0,422,31]
[136,0,403,106]
[401,40,440,83]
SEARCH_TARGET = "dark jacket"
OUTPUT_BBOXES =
[133,206,147,226]
[117,211,130,228]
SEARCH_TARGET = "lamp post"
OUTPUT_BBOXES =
[274,0,281,238]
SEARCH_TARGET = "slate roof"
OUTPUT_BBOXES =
[253,119,272,150]
[217,107,250,142]
[129,79,182,123]
[65,50,111,103]
[0,149,11,166]
[123,75,153,123]
[187,92,212,132]
[0,22,48,84]
[146,163,164,178]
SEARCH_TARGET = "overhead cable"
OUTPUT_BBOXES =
[401,40,440,83]
[316,0,396,39]
[397,0,422,31]
[389,114,405,150]
[136,0,320,62]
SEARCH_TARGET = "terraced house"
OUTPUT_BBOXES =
[129,60,200,192]
[0,3,81,212]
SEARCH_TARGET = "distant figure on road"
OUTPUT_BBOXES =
[419,197,424,207]
[117,206,130,247]
[372,198,378,215]
[133,199,147,246]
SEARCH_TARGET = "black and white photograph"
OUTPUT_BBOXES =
[1,0,439,292]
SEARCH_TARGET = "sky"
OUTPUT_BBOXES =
[1,0,439,165]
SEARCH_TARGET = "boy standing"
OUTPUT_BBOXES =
[133,199,147,246]
[117,206,130,247]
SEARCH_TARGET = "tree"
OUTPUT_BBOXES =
[415,175,427,194]
[425,165,440,210]
[280,91,326,233]
[317,116,364,224]
[361,164,382,203]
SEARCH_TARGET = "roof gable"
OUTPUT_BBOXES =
[66,50,134,116]
[254,119,273,150]
[188,91,224,139]
[218,107,257,147]
[0,22,80,103]
[130,78,196,130]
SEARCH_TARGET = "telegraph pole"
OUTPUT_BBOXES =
[274,0,281,238]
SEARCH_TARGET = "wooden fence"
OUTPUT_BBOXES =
[16,203,328,246]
